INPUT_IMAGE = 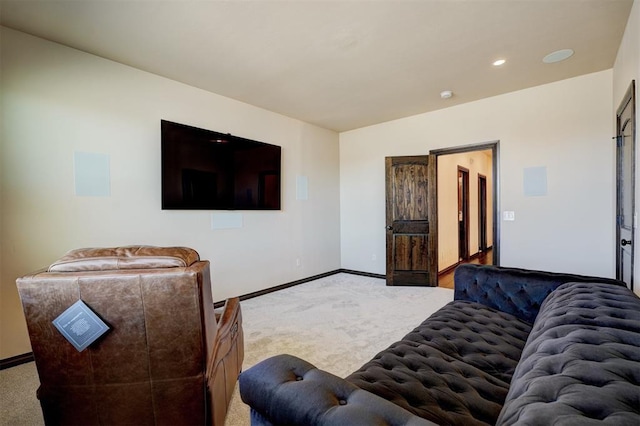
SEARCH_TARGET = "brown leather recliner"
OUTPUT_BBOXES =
[16,246,243,425]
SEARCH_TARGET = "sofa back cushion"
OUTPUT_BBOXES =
[496,282,640,425]
[454,264,625,324]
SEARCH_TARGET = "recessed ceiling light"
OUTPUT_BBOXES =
[440,90,453,99]
[543,49,574,64]
[492,59,506,66]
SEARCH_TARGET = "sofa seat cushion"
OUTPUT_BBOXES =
[347,300,533,426]
[497,282,640,425]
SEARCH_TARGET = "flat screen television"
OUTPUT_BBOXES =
[161,120,281,210]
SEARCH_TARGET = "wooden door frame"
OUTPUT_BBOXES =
[431,141,500,266]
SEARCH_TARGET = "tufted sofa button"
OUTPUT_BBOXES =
[338,399,347,405]
[295,376,303,381]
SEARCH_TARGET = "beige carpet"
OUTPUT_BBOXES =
[225,273,453,425]
[0,273,453,426]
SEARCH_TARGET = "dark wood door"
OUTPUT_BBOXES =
[457,167,470,261]
[385,155,437,286]
[478,174,488,252]
[616,81,636,290]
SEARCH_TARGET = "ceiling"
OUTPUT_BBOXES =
[0,0,634,132]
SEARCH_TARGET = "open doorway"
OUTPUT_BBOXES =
[432,142,499,289]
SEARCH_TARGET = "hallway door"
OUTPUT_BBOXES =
[458,167,470,261]
[478,174,488,252]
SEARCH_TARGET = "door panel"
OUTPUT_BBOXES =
[616,81,636,290]
[394,235,428,270]
[385,156,437,286]
[392,164,428,219]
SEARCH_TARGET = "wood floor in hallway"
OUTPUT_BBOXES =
[438,249,493,289]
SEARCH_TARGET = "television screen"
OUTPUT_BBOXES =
[161,120,281,210]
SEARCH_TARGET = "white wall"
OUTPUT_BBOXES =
[340,70,615,278]
[613,0,639,296]
[0,28,341,358]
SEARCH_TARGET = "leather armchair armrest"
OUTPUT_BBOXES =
[239,354,435,426]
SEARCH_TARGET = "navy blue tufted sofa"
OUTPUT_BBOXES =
[239,264,640,425]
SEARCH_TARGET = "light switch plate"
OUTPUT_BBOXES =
[503,211,515,221]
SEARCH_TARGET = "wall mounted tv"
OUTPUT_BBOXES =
[161,120,281,210]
